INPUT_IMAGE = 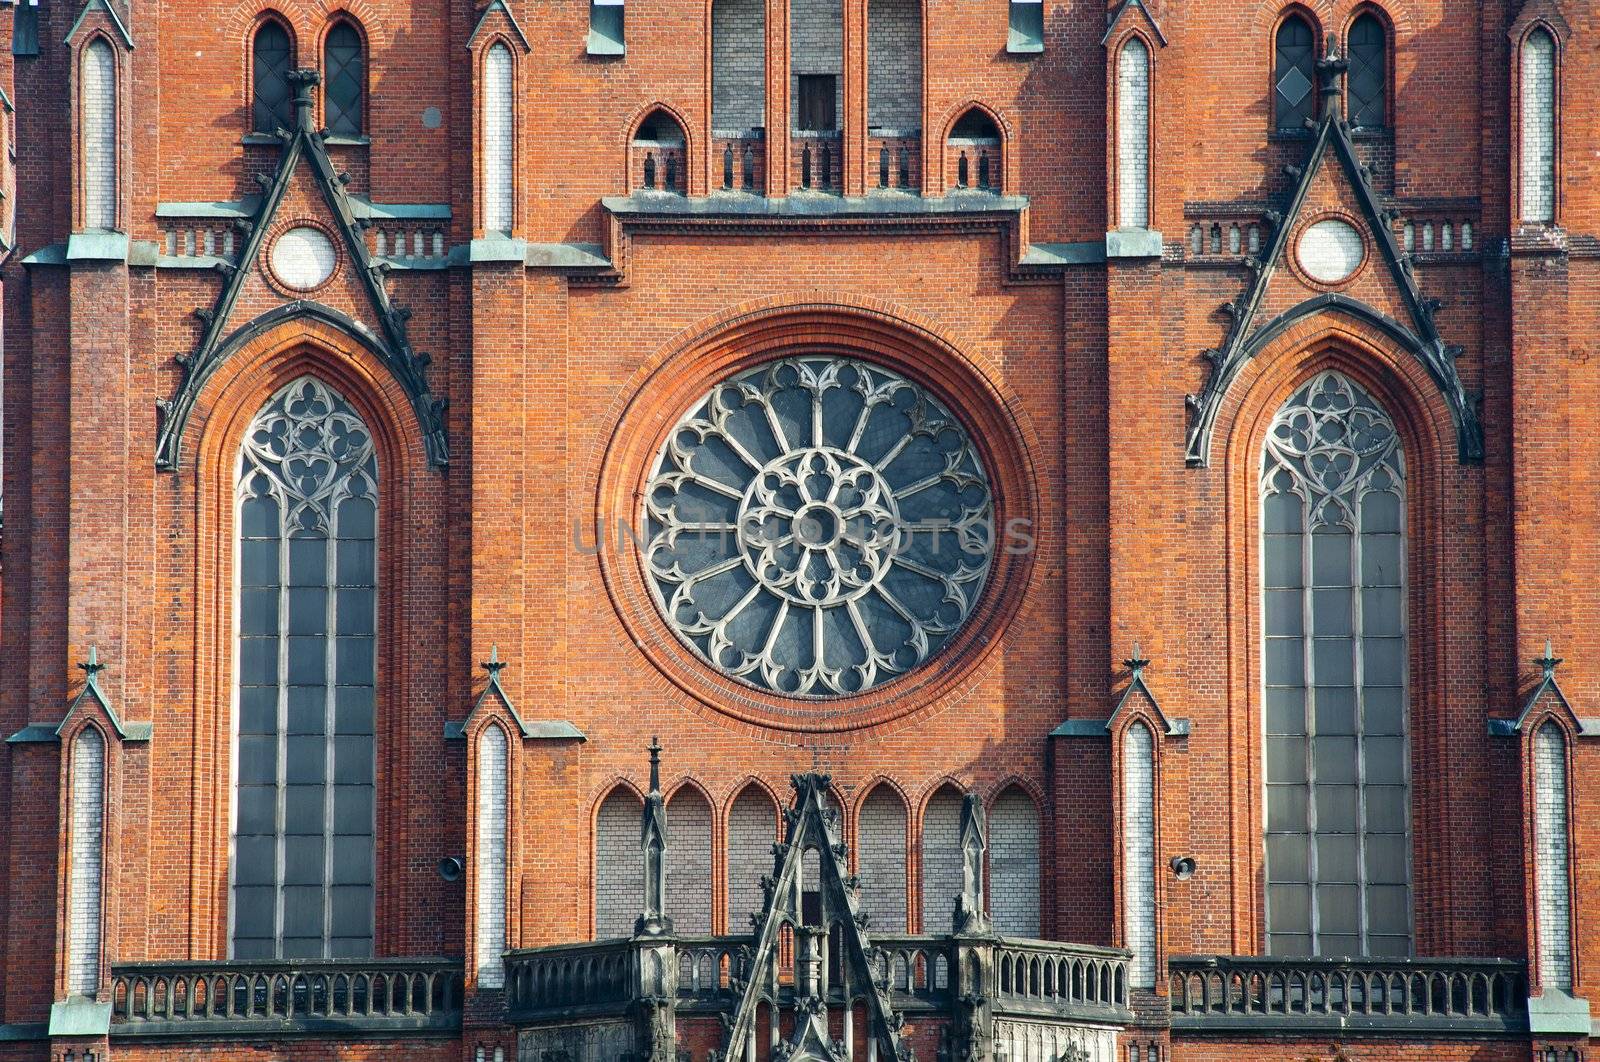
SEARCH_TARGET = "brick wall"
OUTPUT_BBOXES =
[726,785,776,931]
[920,787,962,934]
[866,0,919,133]
[991,788,1040,937]
[665,787,713,934]
[594,788,642,939]
[711,0,765,132]
[789,0,842,130]
[857,785,907,933]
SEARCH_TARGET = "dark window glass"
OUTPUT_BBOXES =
[253,22,294,133]
[797,74,837,132]
[1274,15,1317,132]
[1348,14,1386,128]
[324,22,364,136]
[232,377,377,960]
[1262,372,1411,958]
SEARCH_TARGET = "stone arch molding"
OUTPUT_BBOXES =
[154,70,446,472]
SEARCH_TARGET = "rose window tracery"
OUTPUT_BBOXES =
[643,356,994,698]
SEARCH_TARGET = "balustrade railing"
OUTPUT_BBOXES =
[868,132,920,192]
[713,131,765,194]
[505,938,635,1022]
[1168,955,1528,1034]
[994,938,1131,1023]
[793,132,842,193]
[109,958,463,1036]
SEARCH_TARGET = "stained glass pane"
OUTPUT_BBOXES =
[232,377,377,959]
[1261,372,1411,957]
[1275,16,1316,131]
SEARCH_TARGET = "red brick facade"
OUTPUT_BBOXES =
[0,0,1595,1057]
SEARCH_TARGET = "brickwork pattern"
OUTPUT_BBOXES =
[68,727,106,998]
[866,0,919,132]
[80,38,116,230]
[475,725,507,988]
[711,0,765,132]
[1534,722,1572,990]
[991,788,1040,937]
[1116,37,1149,229]
[920,788,962,934]
[1520,29,1556,223]
[727,786,776,931]
[857,785,907,933]
[482,44,513,234]
[595,789,643,939]
[1122,722,1156,988]
[665,788,713,935]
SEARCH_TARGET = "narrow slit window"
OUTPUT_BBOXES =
[253,21,294,133]
[324,21,365,137]
[482,43,514,234]
[1122,722,1157,987]
[1117,38,1151,228]
[1534,723,1572,991]
[68,728,106,998]
[1274,15,1317,132]
[1520,29,1556,223]
[475,726,508,988]
[1347,14,1386,129]
[81,38,117,231]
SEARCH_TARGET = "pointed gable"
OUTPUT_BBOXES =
[1185,52,1482,467]
[444,648,586,741]
[468,0,532,52]
[1490,644,1600,737]
[719,773,910,1062]
[156,70,448,472]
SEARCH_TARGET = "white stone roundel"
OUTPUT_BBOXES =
[269,226,338,290]
[642,356,995,699]
[1297,218,1365,284]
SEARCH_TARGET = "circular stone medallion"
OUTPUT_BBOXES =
[642,356,994,698]
[1297,218,1365,284]
[269,226,338,291]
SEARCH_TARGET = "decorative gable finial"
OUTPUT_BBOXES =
[1125,640,1150,676]
[482,644,508,677]
[78,645,106,680]
[636,736,672,937]
[1315,42,1348,121]
[1536,639,1563,678]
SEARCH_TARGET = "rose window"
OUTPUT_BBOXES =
[643,356,994,698]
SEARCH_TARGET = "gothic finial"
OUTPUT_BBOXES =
[1125,641,1149,674]
[1536,640,1562,678]
[1315,42,1348,120]
[78,646,106,678]
[648,735,663,797]
[482,644,508,677]
[287,68,321,133]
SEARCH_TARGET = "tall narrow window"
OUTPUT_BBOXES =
[1347,14,1386,129]
[324,21,365,137]
[482,43,514,234]
[476,725,508,988]
[921,786,964,932]
[990,788,1041,937]
[233,377,378,960]
[790,0,842,134]
[858,786,908,933]
[595,787,643,938]
[1534,723,1572,990]
[1122,722,1156,988]
[1117,38,1150,228]
[1520,29,1556,223]
[81,39,117,231]
[665,788,712,934]
[727,786,777,928]
[253,21,294,133]
[67,728,106,998]
[1262,371,1410,957]
[711,0,766,132]
[1274,15,1317,132]
[867,0,921,134]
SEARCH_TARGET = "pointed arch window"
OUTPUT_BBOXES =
[1117,37,1151,228]
[1122,722,1157,987]
[727,786,778,929]
[482,43,515,234]
[858,786,908,933]
[81,38,118,231]
[1274,15,1317,133]
[475,725,508,988]
[1262,372,1411,957]
[67,727,107,997]
[324,21,365,137]
[665,788,713,934]
[232,377,378,960]
[921,786,964,932]
[1520,28,1557,223]
[1533,723,1573,990]
[595,787,643,938]
[990,788,1041,937]
[1347,14,1387,130]
[253,21,294,133]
